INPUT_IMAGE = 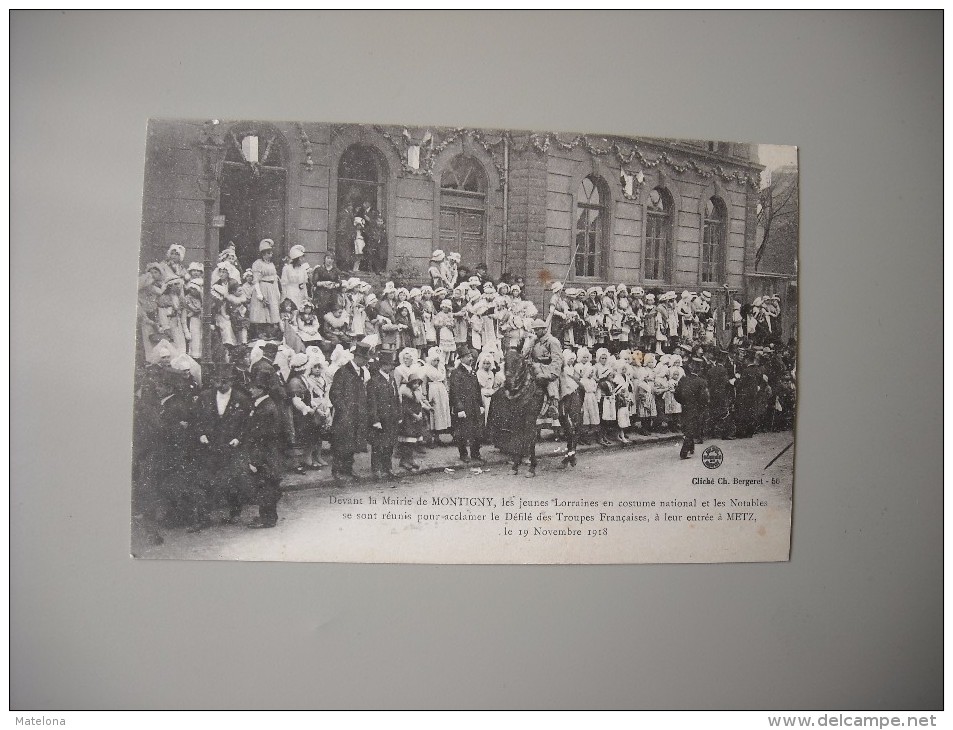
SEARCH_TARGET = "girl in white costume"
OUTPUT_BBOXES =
[575,348,602,438]
[280,245,311,312]
[423,347,452,442]
[476,350,504,425]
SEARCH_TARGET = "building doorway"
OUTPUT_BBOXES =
[219,126,287,270]
[336,144,388,272]
[439,155,487,269]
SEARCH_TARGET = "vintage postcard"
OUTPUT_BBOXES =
[131,118,797,563]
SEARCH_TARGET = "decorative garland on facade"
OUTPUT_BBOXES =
[335,124,761,193]
[516,132,760,189]
[295,122,314,172]
[427,128,759,189]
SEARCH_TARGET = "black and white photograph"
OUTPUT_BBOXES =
[12,8,943,717]
[131,119,798,563]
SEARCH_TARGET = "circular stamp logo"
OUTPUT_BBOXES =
[701,445,724,470]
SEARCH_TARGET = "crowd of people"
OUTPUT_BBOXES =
[133,240,796,540]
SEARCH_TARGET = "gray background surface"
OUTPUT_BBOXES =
[10,11,943,709]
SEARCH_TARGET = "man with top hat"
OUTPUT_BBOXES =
[243,365,286,528]
[448,347,484,464]
[194,362,250,525]
[365,349,401,481]
[328,340,373,481]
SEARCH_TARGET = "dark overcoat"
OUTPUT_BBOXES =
[151,392,203,516]
[674,374,710,436]
[193,387,250,489]
[243,394,286,483]
[734,364,763,434]
[195,387,250,450]
[705,363,730,410]
[448,363,483,442]
[329,362,369,453]
[366,371,401,448]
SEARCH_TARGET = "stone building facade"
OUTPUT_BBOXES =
[140,119,766,317]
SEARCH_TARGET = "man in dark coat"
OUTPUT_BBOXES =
[733,356,764,439]
[155,362,204,529]
[366,352,401,481]
[674,361,710,460]
[705,355,731,440]
[310,253,345,317]
[448,348,484,463]
[194,364,250,525]
[250,352,294,450]
[329,341,371,480]
[243,367,286,528]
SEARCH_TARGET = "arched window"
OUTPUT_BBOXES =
[574,175,608,279]
[645,187,673,282]
[702,196,726,283]
[439,155,488,269]
[220,123,287,269]
[336,144,388,271]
